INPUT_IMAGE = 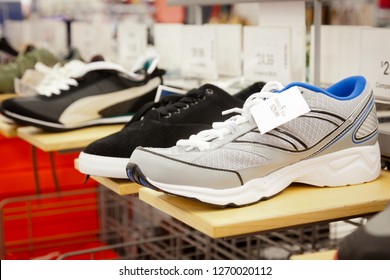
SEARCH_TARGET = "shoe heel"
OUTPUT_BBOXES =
[296,142,381,186]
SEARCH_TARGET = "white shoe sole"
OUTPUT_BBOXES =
[3,110,132,131]
[147,142,382,206]
[78,152,129,179]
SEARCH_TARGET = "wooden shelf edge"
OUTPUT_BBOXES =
[139,171,390,238]
[290,250,337,260]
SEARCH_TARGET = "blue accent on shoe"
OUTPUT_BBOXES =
[351,96,378,144]
[282,76,366,101]
[127,169,135,182]
[316,94,377,154]
[139,177,150,188]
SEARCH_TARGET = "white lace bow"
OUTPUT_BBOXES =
[36,60,86,97]
[177,81,284,152]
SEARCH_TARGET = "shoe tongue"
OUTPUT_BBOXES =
[142,106,162,121]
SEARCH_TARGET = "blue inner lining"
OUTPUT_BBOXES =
[281,76,366,100]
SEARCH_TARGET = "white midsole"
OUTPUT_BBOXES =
[147,142,381,206]
[78,152,129,179]
[3,110,132,129]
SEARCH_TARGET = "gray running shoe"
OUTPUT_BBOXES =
[127,76,381,207]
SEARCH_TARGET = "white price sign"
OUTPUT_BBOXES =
[181,25,218,80]
[30,19,68,58]
[360,28,390,103]
[71,21,112,62]
[213,24,242,77]
[244,26,291,84]
[154,23,183,75]
[117,22,147,69]
[4,20,31,51]
[310,25,363,87]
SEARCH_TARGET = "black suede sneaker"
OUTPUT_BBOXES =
[336,202,390,260]
[0,58,164,131]
[77,82,265,178]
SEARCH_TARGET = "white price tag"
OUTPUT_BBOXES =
[250,86,310,134]
[243,26,291,84]
[213,24,242,77]
[30,19,68,58]
[257,1,306,82]
[181,25,218,80]
[71,21,112,62]
[4,20,31,51]
[117,22,147,69]
[310,25,363,87]
[154,23,183,76]
[360,28,390,103]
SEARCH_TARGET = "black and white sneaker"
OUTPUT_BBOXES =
[78,82,265,179]
[0,57,164,131]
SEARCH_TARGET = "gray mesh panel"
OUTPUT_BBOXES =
[279,116,337,148]
[194,148,268,170]
[306,111,344,125]
[356,106,378,140]
[236,131,297,151]
[303,89,366,119]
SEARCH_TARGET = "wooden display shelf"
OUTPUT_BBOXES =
[17,124,124,152]
[0,118,18,138]
[0,94,18,138]
[139,170,390,238]
[89,175,141,195]
[290,250,336,260]
[0,93,16,102]
[74,159,141,195]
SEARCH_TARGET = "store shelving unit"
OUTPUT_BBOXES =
[167,0,324,86]
[2,0,388,260]
[139,171,390,238]
[59,0,389,258]
[57,186,333,260]
[0,188,102,260]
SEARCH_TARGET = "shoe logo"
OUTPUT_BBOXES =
[59,77,161,125]
[270,98,287,118]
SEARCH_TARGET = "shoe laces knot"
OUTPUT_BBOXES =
[177,81,284,152]
[36,60,85,97]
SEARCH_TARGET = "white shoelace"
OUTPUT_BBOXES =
[35,59,156,97]
[36,60,86,97]
[176,81,284,152]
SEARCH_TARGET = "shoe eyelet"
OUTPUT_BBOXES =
[164,113,172,118]
[182,104,190,110]
[174,109,180,114]
[206,89,214,95]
